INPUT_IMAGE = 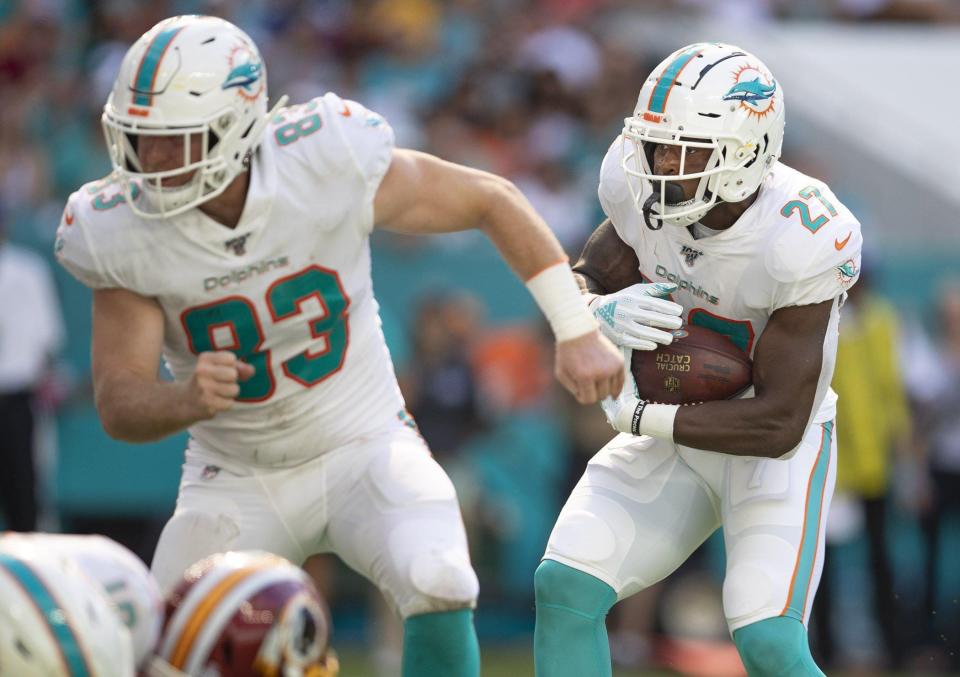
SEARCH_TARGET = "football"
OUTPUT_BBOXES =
[632,325,752,405]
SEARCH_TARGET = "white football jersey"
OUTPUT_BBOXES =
[598,138,863,428]
[0,533,163,667]
[56,93,406,466]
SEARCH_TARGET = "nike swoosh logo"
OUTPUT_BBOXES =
[339,103,351,117]
[834,232,852,250]
[64,210,74,225]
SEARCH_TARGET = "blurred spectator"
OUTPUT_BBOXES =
[828,0,960,21]
[468,322,560,596]
[812,267,912,670]
[0,214,64,531]
[400,291,487,462]
[910,280,960,670]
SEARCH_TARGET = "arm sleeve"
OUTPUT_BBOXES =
[54,194,124,289]
[766,179,864,310]
[767,213,863,310]
[769,258,860,310]
[324,93,396,235]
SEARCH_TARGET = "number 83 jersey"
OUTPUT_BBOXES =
[598,138,863,429]
[56,93,405,466]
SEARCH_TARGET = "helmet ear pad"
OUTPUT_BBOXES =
[714,132,776,203]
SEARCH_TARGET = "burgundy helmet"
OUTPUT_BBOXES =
[154,551,337,677]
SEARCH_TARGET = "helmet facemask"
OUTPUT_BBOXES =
[621,117,761,228]
[102,100,277,219]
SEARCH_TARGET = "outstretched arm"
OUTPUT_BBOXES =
[373,148,624,403]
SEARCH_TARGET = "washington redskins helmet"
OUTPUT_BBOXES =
[102,15,287,219]
[621,42,784,227]
[153,551,337,677]
[0,538,135,676]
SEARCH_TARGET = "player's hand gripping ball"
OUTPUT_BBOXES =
[631,324,752,404]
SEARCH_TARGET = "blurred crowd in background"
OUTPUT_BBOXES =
[1,0,959,675]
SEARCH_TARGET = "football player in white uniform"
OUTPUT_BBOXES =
[0,532,164,670]
[534,43,862,677]
[0,534,136,676]
[54,15,623,677]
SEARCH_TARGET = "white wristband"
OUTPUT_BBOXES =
[525,261,598,342]
[636,402,679,441]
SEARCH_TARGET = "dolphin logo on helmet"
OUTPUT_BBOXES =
[722,77,777,104]
[222,61,262,92]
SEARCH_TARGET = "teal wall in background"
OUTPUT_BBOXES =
[56,411,185,515]
[873,248,960,319]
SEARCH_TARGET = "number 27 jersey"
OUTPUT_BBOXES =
[56,93,406,466]
[598,138,863,428]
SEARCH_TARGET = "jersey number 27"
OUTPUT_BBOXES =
[181,265,349,402]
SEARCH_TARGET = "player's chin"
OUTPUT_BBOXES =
[665,183,697,206]
[160,175,195,188]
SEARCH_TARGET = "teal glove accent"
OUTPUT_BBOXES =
[733,616,825,676]
[587,282,683,351]
[402,609,479,677]
[534,559,618,677]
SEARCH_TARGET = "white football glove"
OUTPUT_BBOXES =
[588,282,684,351]
[600,347,646,434]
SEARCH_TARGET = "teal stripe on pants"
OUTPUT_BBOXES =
[783,421,833,620]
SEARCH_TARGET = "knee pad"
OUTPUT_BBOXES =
[733,616,822,677]
[723,535,797,624]
[534,560,616,618]
[403,548,478,616]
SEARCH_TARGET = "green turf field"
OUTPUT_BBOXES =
[335,645,672,676]
[334,644,916,676]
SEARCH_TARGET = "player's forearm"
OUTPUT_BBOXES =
[95,371,202,443]
[477,178,598,342]
[673,396,809,458]
[477,177,567,280]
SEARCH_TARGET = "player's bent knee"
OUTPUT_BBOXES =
[734,617,821,677]
[534,559,616,616]
[403,548,479,616]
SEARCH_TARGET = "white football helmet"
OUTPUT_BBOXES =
[621,42,785,227]
[0,532,165,670]
[102,15,287,219]
[0,538,135,676]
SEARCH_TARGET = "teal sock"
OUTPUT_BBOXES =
[733,616,825,676]
[534,559,618,677]
[402,608,480,677]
